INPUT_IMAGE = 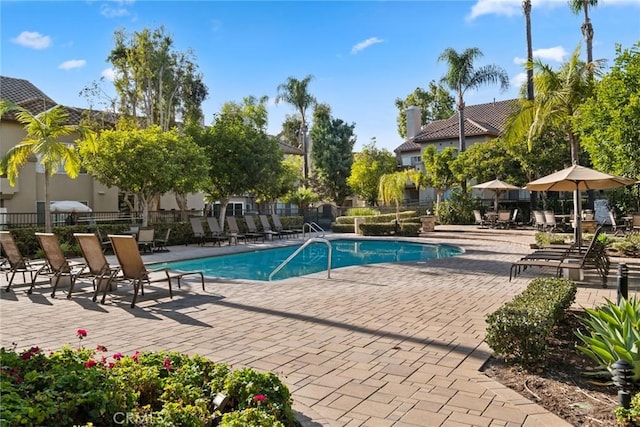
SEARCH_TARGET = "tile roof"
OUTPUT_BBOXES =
[1,76,57,116]
[1,75,117,126]
[395,99,518,153]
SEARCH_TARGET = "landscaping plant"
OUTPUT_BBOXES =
[575,297,640,382]
[0,329,297,426]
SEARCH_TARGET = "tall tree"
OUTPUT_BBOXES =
[421,145,458,211]
[394,82,454,138]
[0,103,82,232]
[569,0,598,65]
[347,140,398,206]
[523,0,535,101]
[279,115,303,148]
[578,43,640,178]
[79,126,207,226]
[275,75,316,182]
[438,47,509,153]
[507,44,604,164]
[309,104,356,206]
[221,95,270,132]
[193,105,283,229]
[106,26,208,130]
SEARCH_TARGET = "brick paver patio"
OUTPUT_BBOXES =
[1,226,636,426]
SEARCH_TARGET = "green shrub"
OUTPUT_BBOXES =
[485,277,577,365]
[221,408,285,427]
[359,223,396,236]
[434,188,479,225]
[331,223,355,233]
[534,232,571,247]
[398,222,421,236]
[615,391,640,425]
[223,368,295,426]
[345,207,380,217]
[575,297,640,382]
[0,330,297,427]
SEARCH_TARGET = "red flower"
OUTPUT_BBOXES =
[253,394,267,402]
[85,359,97,368]
[112,352,124,360]
[96,345,108,352]
[108,362,115,369]
[77,329,87,338]
[21,351,33,360]
[15,377,23,384]
[29,346,40,354]
[163,357,172,371]
[132,350,140,363]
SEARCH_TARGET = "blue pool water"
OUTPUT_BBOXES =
[157,239,463,281]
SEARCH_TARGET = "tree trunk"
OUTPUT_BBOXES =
[523,0,535,101]
[174,192,188,211]
[218,198,230,234]
[582,0,593,64]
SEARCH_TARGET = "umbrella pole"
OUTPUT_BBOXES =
[574,187,582,251]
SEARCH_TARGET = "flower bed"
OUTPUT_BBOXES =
[0,329,297,426]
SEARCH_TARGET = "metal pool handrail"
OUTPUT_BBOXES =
[268,237,332,281]
[303,222,325,239]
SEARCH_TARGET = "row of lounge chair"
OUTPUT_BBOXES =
[509,226,610,287]
[189,214,302,246]
[0,231,203,308]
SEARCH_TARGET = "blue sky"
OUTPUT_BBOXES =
[1,1,639,153]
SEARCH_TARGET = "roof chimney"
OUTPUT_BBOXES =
[406,106,421,139]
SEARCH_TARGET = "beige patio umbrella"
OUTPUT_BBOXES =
[525,164,636,246]
[472,179,521,212]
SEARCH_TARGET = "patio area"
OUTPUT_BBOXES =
[1,226,636,426]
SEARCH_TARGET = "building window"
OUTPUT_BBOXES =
[410,156,422,166]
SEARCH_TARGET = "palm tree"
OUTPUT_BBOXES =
[569,0,598,64]
[523,0,534,101]
[511,45,604,164]
[379,172,408,227]
[275,75,317,182]
[0,103,82,232]
[438,47,509,153]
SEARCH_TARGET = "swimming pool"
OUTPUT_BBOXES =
[157,238,463,281]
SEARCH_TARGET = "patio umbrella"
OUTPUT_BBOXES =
[49,201,92,213]
[525,164,636,246]
[472,179,521,212]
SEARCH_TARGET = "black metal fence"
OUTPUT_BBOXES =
[0,208,322,229]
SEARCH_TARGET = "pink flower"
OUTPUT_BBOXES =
[112,352,124,360]
[77,329,87,338]
[132,350,140,363]
[96,345,108,352]
[100,356,107,364]
[163,357,172,371]
[29,346,40,354]
[253,394,267,402]
[21,351,33,360]
[108,362,115,369]
[85,359,97,368]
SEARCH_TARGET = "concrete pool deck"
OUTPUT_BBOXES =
[1,226,638,426]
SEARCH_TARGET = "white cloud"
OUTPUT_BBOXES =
[11,31,52,50]
[100,3,130,18]
[514,46,567,65]
[532,46,567,62]
[351,37,384,55]
[467,0,569,21]
[513,72,528,89]
[59,59,87,70]
[101,67,118,81]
